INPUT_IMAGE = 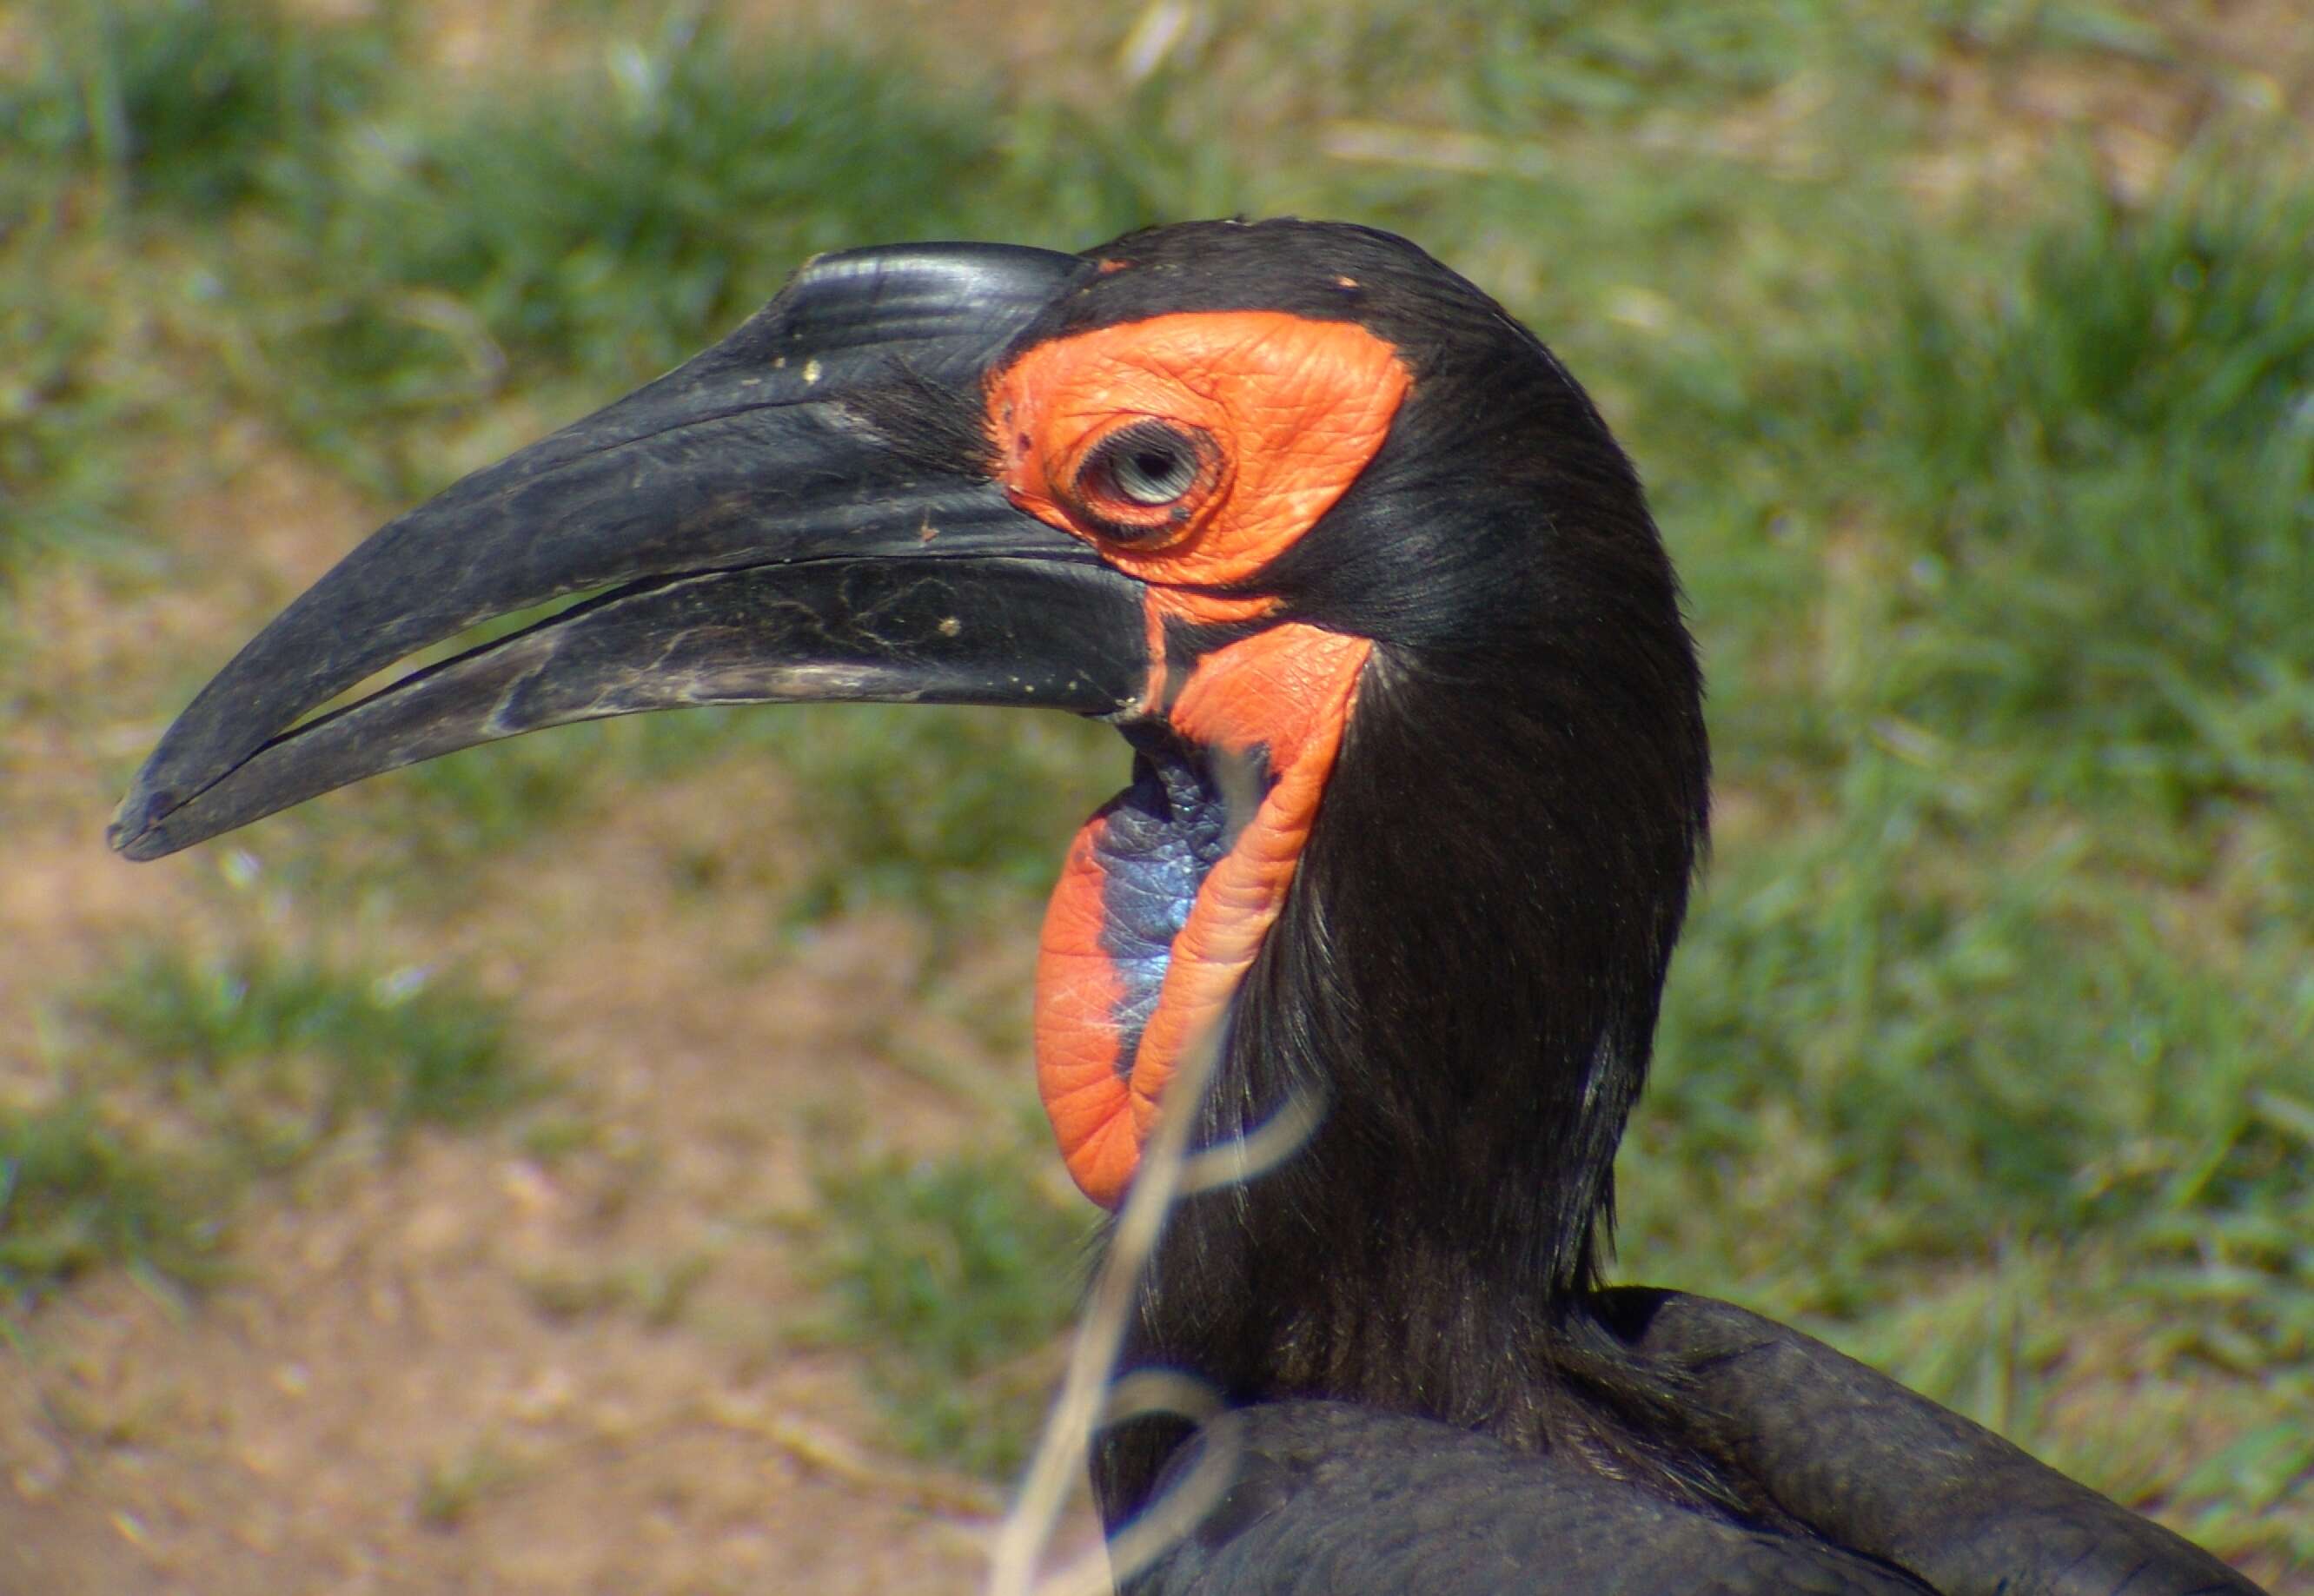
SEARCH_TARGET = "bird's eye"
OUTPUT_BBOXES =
[1090,423,1201,506]
[1069,421,1217,545]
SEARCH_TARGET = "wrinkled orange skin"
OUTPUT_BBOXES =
[990,313,1408,1205]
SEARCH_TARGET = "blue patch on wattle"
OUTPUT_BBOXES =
[1088,733,1235,1080]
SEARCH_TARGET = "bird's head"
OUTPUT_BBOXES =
[112,221,1705,1268]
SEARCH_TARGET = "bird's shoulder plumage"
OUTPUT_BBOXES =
[1127,1289,2260,1596]
[1604,1289,2258,1596]
[1128,1396,1932,1596]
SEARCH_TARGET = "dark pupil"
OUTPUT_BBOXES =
[1109,434,1197,505]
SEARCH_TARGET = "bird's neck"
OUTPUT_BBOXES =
[1091,640,1708,1520]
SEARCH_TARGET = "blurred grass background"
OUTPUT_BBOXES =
[2,0,2309,1586]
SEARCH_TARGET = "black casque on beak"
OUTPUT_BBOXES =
[111,243,1150,861]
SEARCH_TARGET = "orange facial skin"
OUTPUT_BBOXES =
[992,311,1409,593]
[995,313,1407,1205]
[1034,626,1371,1206]
[1123,625,1370,1142]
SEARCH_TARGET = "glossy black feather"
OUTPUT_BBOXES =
[1125,1295,2255,1596]
[1132,1403,1932,1596]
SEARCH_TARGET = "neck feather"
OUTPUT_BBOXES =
[1096,626,1708,1520]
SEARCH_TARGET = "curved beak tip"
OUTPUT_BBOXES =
[107,789,164,860]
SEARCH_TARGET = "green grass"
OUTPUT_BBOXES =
[1777,166,2314,818]
[414,1436,522,1528]
[799,1142,1093,1477]
[2,0,395,217]
[304,726,615,876]
[8,937,534,1304]
[1,0,393,577]
[1634,778,2314,1308]
[0,1096,220,1303]
[0,199,190,583]
[255,702,1111,934]
[226,14,1197,486]
[520,1249,715,1328]
[83,944,534,1157]
[0,223,128,578]
[308,27,1016,378]
[0,944,538,1302]
[1451,0,2171,129]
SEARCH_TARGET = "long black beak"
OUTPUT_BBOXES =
[110,243,1150,862]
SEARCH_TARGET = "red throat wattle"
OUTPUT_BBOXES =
[1034,623,1371,1206]
[987,310,1407,1205]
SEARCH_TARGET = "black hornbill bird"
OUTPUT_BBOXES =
[111,221,2264,1595]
